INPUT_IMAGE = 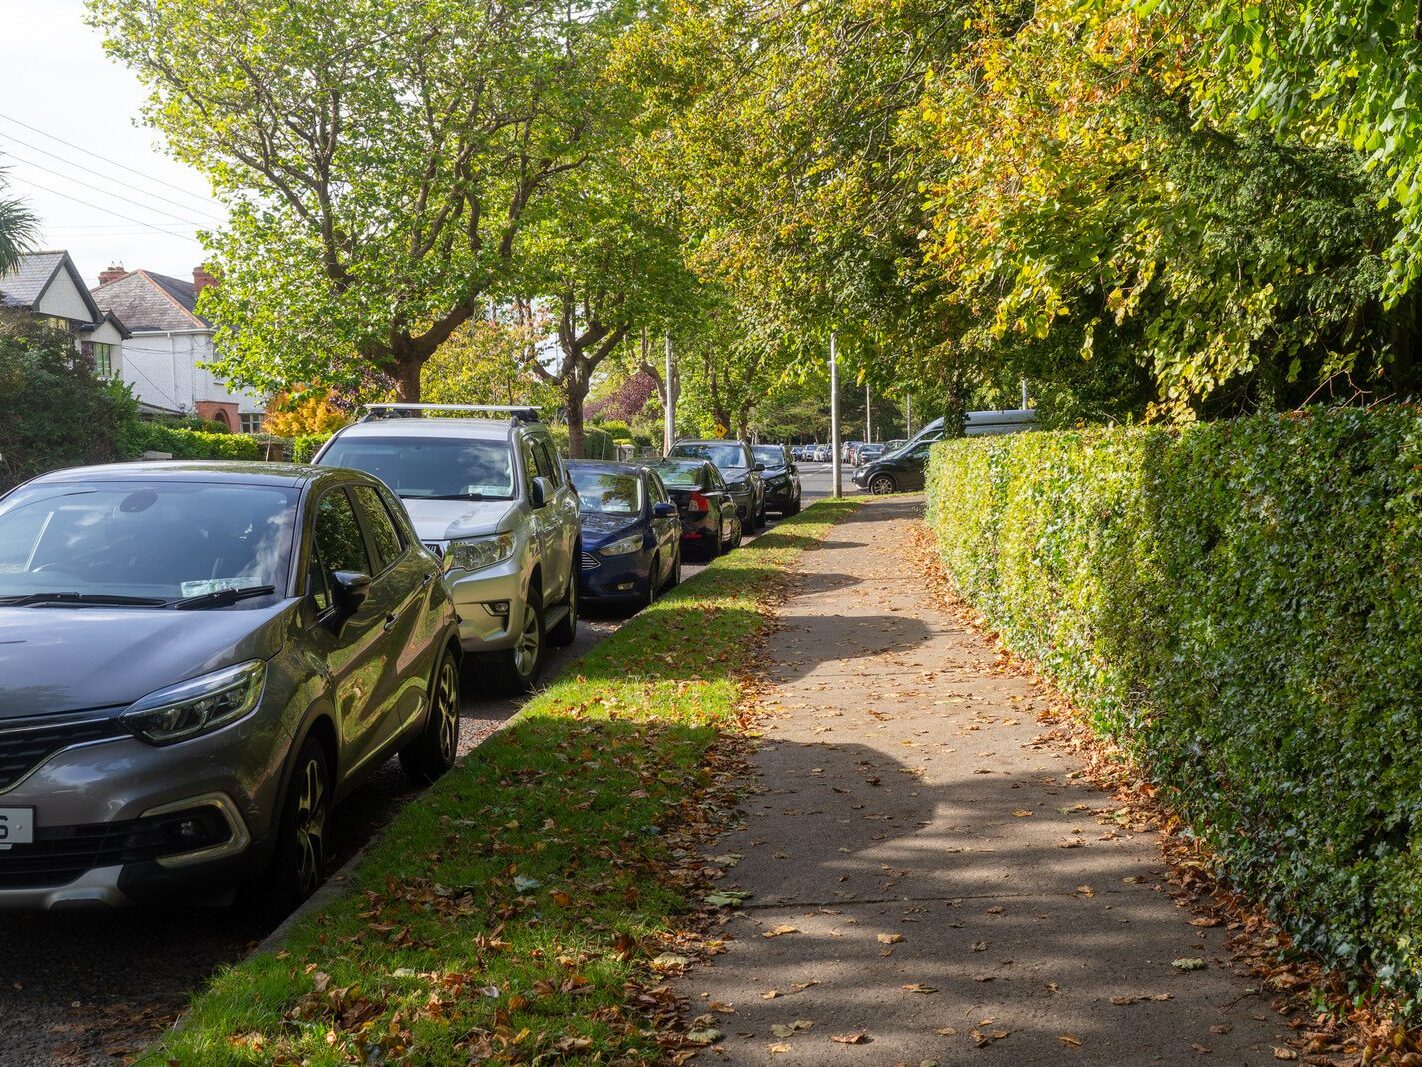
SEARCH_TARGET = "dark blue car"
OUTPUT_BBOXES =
[566,462,681,607]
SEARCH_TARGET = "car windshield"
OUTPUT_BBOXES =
[571,470,643,515]
[0,480,297,603]
[753,446,786,466]
[651,461,703,487]
[668,443,747,469]
[320,437,516,500]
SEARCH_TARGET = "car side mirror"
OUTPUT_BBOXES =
[754,462,765,472]
[329,570,371,623]
[530,476,555,508]
[653,501,677,518]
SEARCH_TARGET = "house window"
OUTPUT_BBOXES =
[90,343,113,378]
[239,412,265,434]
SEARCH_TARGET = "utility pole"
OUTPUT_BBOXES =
[906,392,913,437]
[664,333,675,453]
[865,381,872,443]
[830,334,842,499]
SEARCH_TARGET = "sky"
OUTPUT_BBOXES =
[0,0,224,286]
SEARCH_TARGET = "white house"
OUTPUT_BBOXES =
[0,250,132,383]
[92,265,266,433]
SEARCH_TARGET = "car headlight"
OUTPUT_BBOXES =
[727,480,748,493]
[445,532,516,573]
[599,533,644,557]
[122,661,266,746]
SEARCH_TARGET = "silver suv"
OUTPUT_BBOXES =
[316,405,580,693]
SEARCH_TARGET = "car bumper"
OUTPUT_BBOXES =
[763,479,797,507]
[852,468,871,487]
[579,549,652,600]
[445,556,529,653]
[0,724,281,909]
[678,512,719,543]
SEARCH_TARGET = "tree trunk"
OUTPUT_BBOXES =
[394,354,422,403]
[566,384,587,458]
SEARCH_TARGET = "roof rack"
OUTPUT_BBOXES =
[359,403,542,425]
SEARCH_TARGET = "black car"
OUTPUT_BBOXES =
[752,444,802,516]
[649,459,743,556]
[0,462,460,910]
[852,439,935,495]
[567,461,681,606]
[665,439,767,530]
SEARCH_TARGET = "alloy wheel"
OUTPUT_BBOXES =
[294,756,328,898]
[435,657,459,762]
[513,602,542,677]
[870,474,897,495]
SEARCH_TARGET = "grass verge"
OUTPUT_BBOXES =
[143,498,860,1065]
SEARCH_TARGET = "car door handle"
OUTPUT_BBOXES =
[383,612,399,632]
[421,572,435,585]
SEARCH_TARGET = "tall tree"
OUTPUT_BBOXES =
[90,0,632,401]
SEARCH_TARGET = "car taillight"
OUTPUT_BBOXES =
[688,491,710,513]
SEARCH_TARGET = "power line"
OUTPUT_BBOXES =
[7,175,200,243]
[5,151,216,228]
[0,132,225,224]
[0,111,221,210]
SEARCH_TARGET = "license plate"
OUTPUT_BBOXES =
[0,808,34,850]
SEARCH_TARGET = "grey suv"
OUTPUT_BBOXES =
[316,405,580,694]
[0,462,460,910]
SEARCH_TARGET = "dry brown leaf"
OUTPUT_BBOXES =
[1058,1033,1083,1048]
[763,925,800,938]
[877,932,904,945]
[831,1032,869,1044]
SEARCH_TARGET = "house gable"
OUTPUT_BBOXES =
[0,251,102,325]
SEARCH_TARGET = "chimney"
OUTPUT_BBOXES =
[97,262,128,287]
[192,264,218,294]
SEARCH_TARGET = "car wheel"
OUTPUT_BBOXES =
[664,545,682,589]
[400,647,461,784]
[547,556,579,648]
[491,589,545,695]
[730,515,744,549]
[869,473,898,495]
[785,491,801,516]
[267,737,330,911]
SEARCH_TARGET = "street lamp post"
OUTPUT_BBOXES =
[830,334,842,500]
[664,333,675,453]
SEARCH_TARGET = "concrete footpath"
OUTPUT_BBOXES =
[681,497,1294,1066]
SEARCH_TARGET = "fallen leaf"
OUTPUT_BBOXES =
[877,933,904,945]
[935,1027,958,1037]
[1058,1033,1083,1048]
[705,891,752,908]
[1209,1024,1232,1035]
[650,953,690,973]
[1272,1051,1298,1061]
[767,1042,793,1055]
[763,925,800,938]
[902,983,939,994]
[770,1020,814,1038]
[685,1028,723,1046]
[1012,809,1034,818]
[709,1001,736,1014]
[831,1032,869,1044]
[1172,958,1206,972]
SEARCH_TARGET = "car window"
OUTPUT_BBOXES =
[531,438,561,486]
[650,460,703,487]
[519,436,542,498]
[753,446,785,467]
[319,436,516,501]
[668,442,750,469]
[0,480,297,603]
[649,473,670,504]
[313,489,373,586]
[351,485,404,571]
[572,470,643,515]
[909,443,933,459]
[707,465,726,489]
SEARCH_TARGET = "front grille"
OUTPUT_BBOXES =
[580,551,601,570]
[0,810,231,890]
[0,715,128,792]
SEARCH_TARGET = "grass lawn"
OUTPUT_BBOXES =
[144,499,859,1065]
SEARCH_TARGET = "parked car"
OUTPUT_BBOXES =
[0,461,461,910]
[842,440,865,465]
[852,439,936,494]
[810,444,828,462]
[752,444,802,516]
[665,439,767,530]
[316,404,580,694]
[650,459,743,556]
[856,444,886,466]
[883,439,906,455]
[566,461,680,606]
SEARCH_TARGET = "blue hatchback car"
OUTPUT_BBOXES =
[566,462,681,606]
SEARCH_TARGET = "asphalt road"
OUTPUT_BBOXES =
[0,464,847,1067]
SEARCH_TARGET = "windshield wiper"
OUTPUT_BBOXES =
[168,585,278,610]
[0,592,168,607]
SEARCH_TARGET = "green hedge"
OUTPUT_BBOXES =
[549,424,614,460]
[925,409,1422,1001]
[120,421,265,461]
[289,433,333,463]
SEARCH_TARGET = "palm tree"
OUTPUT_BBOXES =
[0,163,37,275]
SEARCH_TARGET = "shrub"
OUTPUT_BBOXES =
[122,420,264,461]
[290,433,333,463]
[549,424,614,460]
[925,409,1422,1002]
[0,316,138,493]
